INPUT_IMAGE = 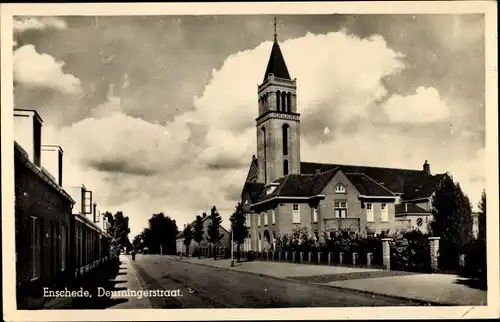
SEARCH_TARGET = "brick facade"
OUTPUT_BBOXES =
[15,147,74,289]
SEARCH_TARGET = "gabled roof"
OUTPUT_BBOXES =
[395,203,429,215]
[253,169,340,204]
[244,156,259,183]
[176,215,208,239]
[242,182,265,203]
[176,215,230,239]
[263,40,291,82]
[401,173,446,199]
[301,162,445,200]
[344,173,395,197]
[242,158,445,205]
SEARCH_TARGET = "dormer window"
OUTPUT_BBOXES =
[266,186,277,195]
[265,183,280,195]
[335,184,346,194]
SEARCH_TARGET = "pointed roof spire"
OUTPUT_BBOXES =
[263,16,291,82]
[273,16,277,42]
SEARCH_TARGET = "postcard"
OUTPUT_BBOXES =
[1,1,498,321]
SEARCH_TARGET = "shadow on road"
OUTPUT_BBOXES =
[454,278,487,291]
[17,258,128,310]
[70,258,129,309]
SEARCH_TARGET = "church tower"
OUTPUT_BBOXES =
[256,17,301,184]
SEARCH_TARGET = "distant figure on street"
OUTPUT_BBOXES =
[131,249,136,261]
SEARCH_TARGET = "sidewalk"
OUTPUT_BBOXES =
[105,255,151,309]
[167,255,487,306]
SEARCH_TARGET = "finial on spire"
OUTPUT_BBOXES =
[273,16,277,42]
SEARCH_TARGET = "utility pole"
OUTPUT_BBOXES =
[230,229,235,267]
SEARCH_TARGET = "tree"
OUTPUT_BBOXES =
[206,206,224,260]
[102,211,114,235]
[143,213,179,255]
[183,224,194,256]
[430,174,473,270]
[230,202,249,262]
[126,237,133,252]
[105,211,131,250]
[478,190,486,242]
[193,215,205,258]
[132,232,144,250]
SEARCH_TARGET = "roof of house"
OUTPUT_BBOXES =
[262,40,291,82]
[300,162,445,197]
[242,181,266,203]
[344,173,395,197]
[243,159,446,203]
[395,203,429,215]
[14,141,75,204]
[244,156,259,183]
[176,215,230,239]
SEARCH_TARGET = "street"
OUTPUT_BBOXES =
[128,254,420,308]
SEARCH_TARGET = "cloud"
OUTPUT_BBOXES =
[382,86,452,123]
[38,29,484,238]
[14,17,67,33]
[91,84,122,118]
[14,45,82,94]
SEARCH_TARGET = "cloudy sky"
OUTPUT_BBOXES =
[12,14,485,238]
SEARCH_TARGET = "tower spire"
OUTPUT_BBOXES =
[273,16,277,42]
[262,16,291,82]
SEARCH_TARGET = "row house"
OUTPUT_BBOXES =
[14,109,111,306]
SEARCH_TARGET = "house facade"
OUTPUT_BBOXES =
[240,30,449,252]
[176,213,232,255]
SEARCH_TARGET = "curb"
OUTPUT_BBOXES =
[167,256,451,306]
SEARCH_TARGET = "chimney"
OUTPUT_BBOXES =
[14,109,43,167]
[423,160,431,174]
[203,212,207,218]
[41,145,64,186]
[93,202,98,223]
[252,155,256,161]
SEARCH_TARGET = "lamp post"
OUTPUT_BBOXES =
[230,229,235,267]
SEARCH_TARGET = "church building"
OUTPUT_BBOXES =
[240,23,447,252]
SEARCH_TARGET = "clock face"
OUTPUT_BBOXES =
[416,217,423,227]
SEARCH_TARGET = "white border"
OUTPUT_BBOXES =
[1,1,498,321]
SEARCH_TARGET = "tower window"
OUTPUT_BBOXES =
[281,91,286,112]
[282,124,289,156]
[287,92,292,113]
[284,160,289,175]
[262,127,267,182]
[276,90,281,111]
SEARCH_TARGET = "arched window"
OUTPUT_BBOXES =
[287,92,292,113]
[283,160,289,175]
[281,91,287,112]
[262,127,267,182]
[276,90,281,111]
[282,124,289,156]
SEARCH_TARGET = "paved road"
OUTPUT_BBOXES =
[130,255,422,308]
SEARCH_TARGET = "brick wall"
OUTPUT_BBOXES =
[318,171,363,233]
[318,171,397,236]
[15,152,73,288]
